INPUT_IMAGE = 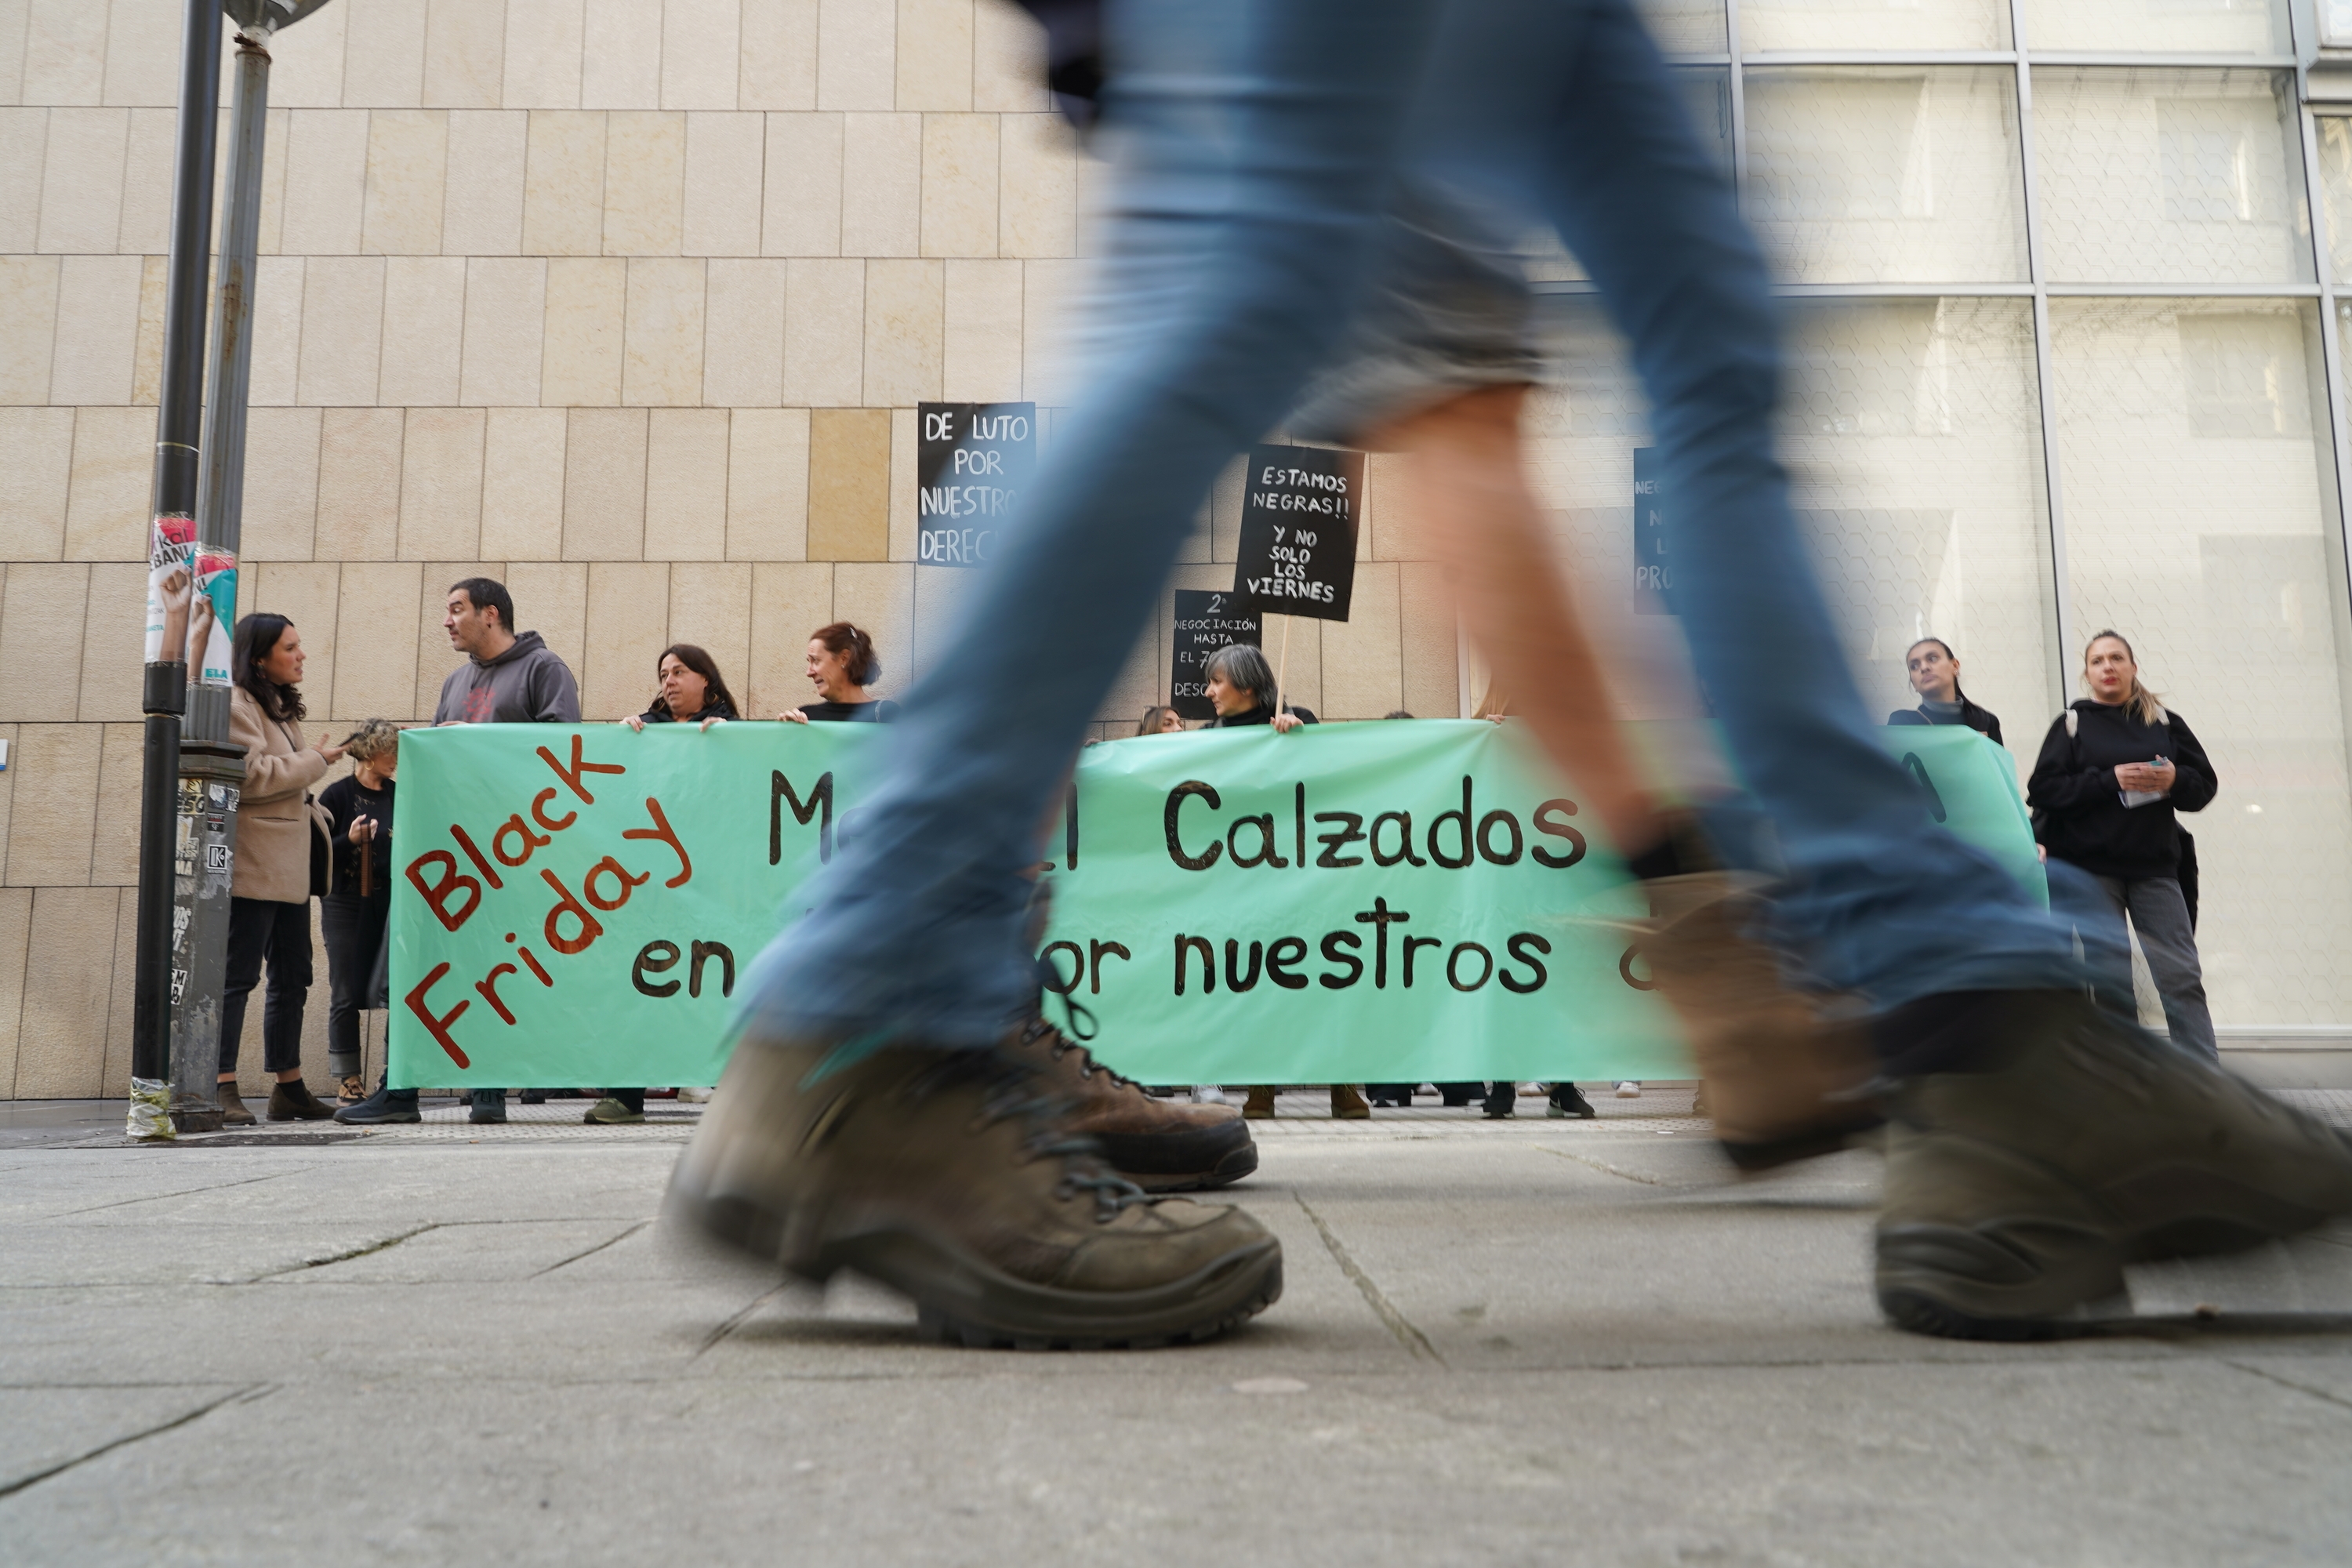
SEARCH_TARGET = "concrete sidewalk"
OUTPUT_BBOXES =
[4,1091,2350,1565]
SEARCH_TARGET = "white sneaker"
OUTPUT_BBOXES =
[677,1086,714,1103]
[1613,1081,1642,1098]
[1189,1085,1231,1105]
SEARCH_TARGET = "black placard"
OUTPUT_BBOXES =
[1170,589,1263,720]
[1633,444,1672,615]
[916,401,1036,567]
[1232,443,1362,621]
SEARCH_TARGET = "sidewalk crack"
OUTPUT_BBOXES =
[695,1283,791,1359]
[54,1169,306,1217]
[2220,1359,2352,1415]
[1534,1145,1677,1188]
[1294,1193,1444,1366]
[251,1224,440,1279]
[0,1385,263,1502]
[532,1221,648,1277]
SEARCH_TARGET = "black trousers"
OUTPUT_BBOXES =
[220,897,314,1077]
[321,892,390,1076]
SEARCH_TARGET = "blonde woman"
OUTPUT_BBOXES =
[2028,632,2218,1057]
[318,721,400,1108]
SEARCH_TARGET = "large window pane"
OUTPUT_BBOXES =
[1741,0,2008,53]
[1518,296,2060,760]
[2022,0,2288,56]
[1780,299,2060,744]
[2031,68,2312,285]
[1639,0,1728,54]
[1745,67,2028,284]
[2049,299,2352,1029]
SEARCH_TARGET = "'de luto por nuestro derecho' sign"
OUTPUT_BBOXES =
[916,401,1036,566]
[385,722,2035,1088]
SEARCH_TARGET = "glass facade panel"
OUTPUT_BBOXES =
[2020,0,2288,56]
[1744,67,2028,284]
[2049,298,2352,1026]
[1779,299,2060,739]
[2314,117,2352,286]
[1528,70,1733,282]
[2032,68,2312,285]
[1740,0,2009,53]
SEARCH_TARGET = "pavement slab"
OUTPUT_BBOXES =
[2,1095,2350,1565]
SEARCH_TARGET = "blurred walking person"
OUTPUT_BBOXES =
[220,615,344,1125]
[670,0,2352,1349]
[2029,632,2218,1058]
[319,720,399,1107]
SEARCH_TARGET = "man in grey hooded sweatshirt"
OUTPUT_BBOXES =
[434,578,580,726]
[438,576,578,1124]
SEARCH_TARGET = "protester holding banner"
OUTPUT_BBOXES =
[1136,706,1185,736]
[778,622,899,724]
[1203,644,1317,732]
[218,615,345,1126]
[1889,638,2003,745]
[2028,632,2218,1058]
[623,644,741,733]
[670,0,2352,1351]
[318,720,399,1106]
[433,579,580,728]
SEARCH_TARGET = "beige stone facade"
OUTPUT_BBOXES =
[0,0,1461,1098]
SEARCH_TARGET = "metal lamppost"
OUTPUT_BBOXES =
[132,0,334,1138]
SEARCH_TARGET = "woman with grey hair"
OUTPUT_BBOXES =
[1203,642,1317,730]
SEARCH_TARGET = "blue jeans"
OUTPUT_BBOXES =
[746,0,2079,1054]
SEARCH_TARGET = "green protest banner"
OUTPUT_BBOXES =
[386,720,2034,1088]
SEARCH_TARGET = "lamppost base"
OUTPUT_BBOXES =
[169,1100,225,1134]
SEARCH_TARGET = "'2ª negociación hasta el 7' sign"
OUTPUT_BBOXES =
[916,401,1036,566]
[1232,443,1363,621]
[1170,589,1262,721]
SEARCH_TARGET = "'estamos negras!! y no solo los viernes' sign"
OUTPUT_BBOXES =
[1232,443,1363,621]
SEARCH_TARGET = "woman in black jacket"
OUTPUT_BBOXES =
[318,720,398,1106]
[2027,631,2217,1058]
[1888,637,2002,743]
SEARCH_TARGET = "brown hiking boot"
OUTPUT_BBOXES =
[1006,1016,1257,1191]
[1631,873,1881,1171]
[1875,990,2352,1340]
[664,1034,1283,1349]
[1243,1086,1278,1120]
[1330,1084,1370,1120]
[216,1081,256,1127]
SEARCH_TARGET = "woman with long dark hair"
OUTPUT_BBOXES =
[622,644,740,731]
[220,614,346,1124]
[2029,631,2218,1057]
[1135,704,1185,736]
[1889,637,2002,743]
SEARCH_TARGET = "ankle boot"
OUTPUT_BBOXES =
[1006,1015,1257,1192]
[267,1080,336,1122]
[1330,1084,1370,1120]
[216,1080,256,1127]
[1243,1086,1278,1120]
[664,1033,1283,1348]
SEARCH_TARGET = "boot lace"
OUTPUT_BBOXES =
[909,1047,1149,1222]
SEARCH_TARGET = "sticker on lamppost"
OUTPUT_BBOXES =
[1633,445,1671,616]
[145,514,236,684]
[917,401,1036,566]
[1171,590,1263,720]
[1232,445,1362,621]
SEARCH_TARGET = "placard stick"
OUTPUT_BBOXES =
[1274,616,1292,721]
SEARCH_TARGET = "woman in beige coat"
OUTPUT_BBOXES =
[219,614,347,1125]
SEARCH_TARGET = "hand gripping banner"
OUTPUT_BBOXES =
[387,721,2034,1088]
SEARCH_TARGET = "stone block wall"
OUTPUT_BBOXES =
[0,0,1462,1096]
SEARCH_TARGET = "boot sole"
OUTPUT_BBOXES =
[1875,1221,2128,1341]
[334,1112,423,1124]
[670,1187,1283,1349]
[1719,1114,1886,1174]
[1120,1141,1259,1194]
